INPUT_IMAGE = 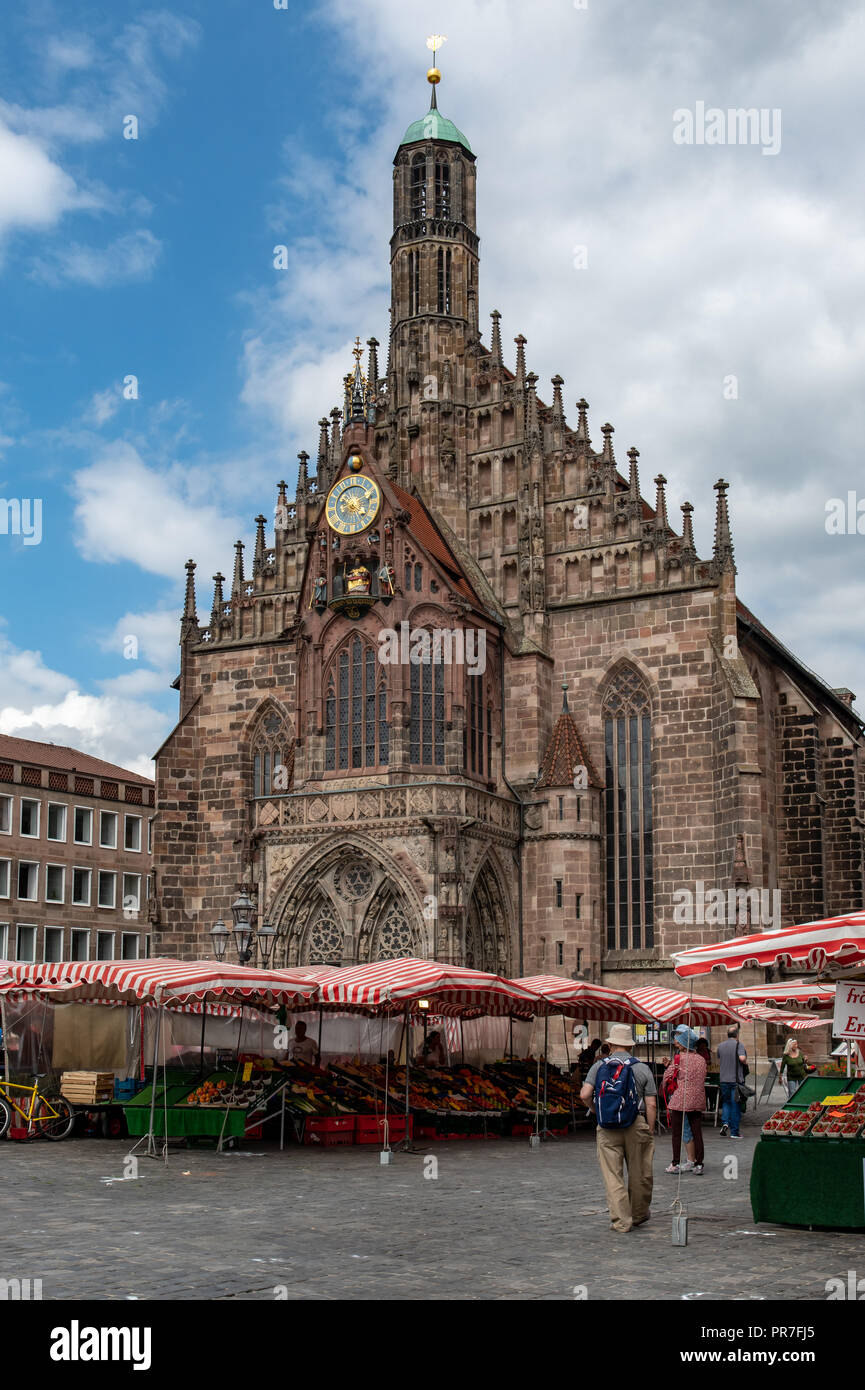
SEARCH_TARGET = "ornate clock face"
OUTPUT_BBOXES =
[325,473,381,536]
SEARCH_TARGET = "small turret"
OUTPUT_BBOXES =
[713,478,735,573]
[490,309,503,368]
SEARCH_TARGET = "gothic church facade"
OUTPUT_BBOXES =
[153,76,864,991]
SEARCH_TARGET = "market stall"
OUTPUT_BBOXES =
[672,911,865,1229]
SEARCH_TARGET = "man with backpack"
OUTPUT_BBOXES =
[579,1024,657,1233]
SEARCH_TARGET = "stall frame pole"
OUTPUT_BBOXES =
[128,1002,167,1163]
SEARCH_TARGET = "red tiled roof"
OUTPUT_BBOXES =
[390,482,476,602]
[535,700,603,790]
[0,734,153,785]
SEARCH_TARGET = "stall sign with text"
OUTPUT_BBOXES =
[833,982,865,1039]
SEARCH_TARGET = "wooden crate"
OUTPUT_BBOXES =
[60,1072,115,1105]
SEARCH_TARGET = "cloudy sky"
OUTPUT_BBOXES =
[1,0,864,775]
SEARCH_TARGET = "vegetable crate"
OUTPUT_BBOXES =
[355,1114,412,1145]
[303,1115,356,1147]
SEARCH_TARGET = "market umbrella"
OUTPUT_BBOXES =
[727,980,836,1012]
[671,911,865,979]
[731,1004,827,1030]
[623,985,739,1027]
[4,959,320,1011]
[314,959,542,1149]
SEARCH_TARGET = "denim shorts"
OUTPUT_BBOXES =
[683,1114,693,1144]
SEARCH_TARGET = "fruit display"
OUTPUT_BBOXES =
[485,1062,577,1117]
[279,1060,381,1117]
[762,1086,865,1139]
[180,1075,269,1110]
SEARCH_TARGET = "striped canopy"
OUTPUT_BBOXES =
[2,959,320,1010]
[732,1003,827,1031]
[514,976,654,1023]
[727,980,836,1012]
[672,912,865,978]
[623,985,738,1027]
[314,958,541,1017]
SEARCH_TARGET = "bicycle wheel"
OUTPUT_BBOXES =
[34,1094,75,1140]
[0,1097,11,1139]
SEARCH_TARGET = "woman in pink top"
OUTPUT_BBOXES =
[662,1025,708,1174]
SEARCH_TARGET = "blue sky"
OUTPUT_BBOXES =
[1,0,864,773]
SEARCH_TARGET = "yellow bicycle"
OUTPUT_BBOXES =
[0,1075,75,1140]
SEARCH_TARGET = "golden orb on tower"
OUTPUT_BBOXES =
[427,67,441,84]
[426,34,446,88]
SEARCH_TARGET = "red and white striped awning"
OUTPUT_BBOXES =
[727,980,836,1012]
[623,985,739,1027]
[672,912,865,978]
[2,959,320,1010]
[514,976,654,1023]
[732,1004,827,1031]
[314,958,541,1017]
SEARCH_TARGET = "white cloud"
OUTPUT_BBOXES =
[83,387,121,427]
[33,228,162,286]
[0,120,83,237]
[0,631,170,775]
[70,441,246,581]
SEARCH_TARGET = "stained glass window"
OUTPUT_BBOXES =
[325,638,389,772]
[435,159,450,218]
[252,709,293,795]
[410,155,426,219]
[602,668,653,950]
[410,633,445,767]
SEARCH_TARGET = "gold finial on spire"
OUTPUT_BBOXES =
[426,33,446,85]
[352,336,363,364]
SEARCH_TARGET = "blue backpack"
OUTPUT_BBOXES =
[594,1055,640,1129]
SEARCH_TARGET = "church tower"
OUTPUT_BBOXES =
[388,52,479,535]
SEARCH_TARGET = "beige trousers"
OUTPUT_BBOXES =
[595,1116,655,1232]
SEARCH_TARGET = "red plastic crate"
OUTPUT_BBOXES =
[304,1115,356,1144]
[354,1115,412,1145]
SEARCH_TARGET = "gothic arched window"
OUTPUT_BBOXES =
[410,155,426,219]
[373,899,415,960]
[252,709,294,797]
[325,637,389,772]
[435,158,450,218]
[465,674,492,779]
[437,247,452,314]
[408,250,420,316]
[410,637,445,767]
[602,666,653,950]
[306,907,343,965]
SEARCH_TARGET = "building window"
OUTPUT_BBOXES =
[410,154,426,219]
[147,819,153,853]
[437,247,452,314]
[74,807,93,845]
[410,643,445,767]
[252,709,294,798]
[97,871,116,909]
[0,860,8,898]
[96,931,115,961]
[47,803,67,841]
[602,665,653,951]
[555,941,564,966]
[555,879,563,909]
[20,799,40,837]
[408,250,420,316]
[124,815,142,852]
[558,796,564,822]
[44,927,64,962]
[576,893,582,920]
[466,675,491,778]
[325,639,389,772]
[72,868,91,906]
[122,873,141,915]
[99,811,118,849]
[70,929,89,961]
[45,865,65,904]
[435,158,450,217]
[0,923,7,957]
[121,933,140,961]
[16,924,36,961]
[17,862,38,901]
[414,562,422,591]
[0,795,11,834]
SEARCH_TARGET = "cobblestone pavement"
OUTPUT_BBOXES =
[1,1107,861,1301]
